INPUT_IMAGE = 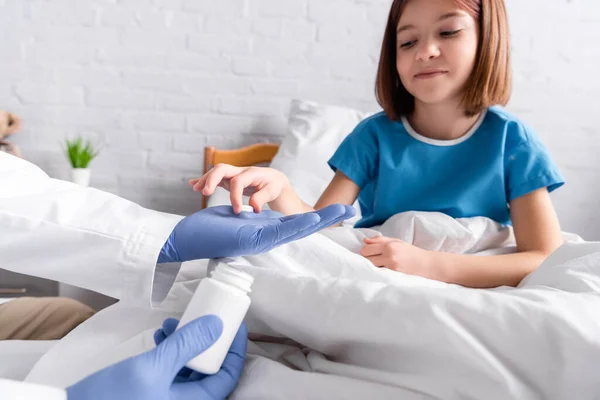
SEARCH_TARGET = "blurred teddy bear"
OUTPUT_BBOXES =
[0,111,22,158]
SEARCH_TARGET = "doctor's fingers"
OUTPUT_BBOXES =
[152,315,223,380]
[259,212,321,246]
[280,204,355,244]
[295,204,355,238]
[175,324,248,400]
[153,318,180,346]
[197,164,247,196]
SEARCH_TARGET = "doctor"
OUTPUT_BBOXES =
[0,152,355,399]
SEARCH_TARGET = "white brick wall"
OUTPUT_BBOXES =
[2,0,600,238]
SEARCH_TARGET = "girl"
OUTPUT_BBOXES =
[190,0,565,289]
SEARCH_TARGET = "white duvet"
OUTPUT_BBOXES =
[26,212,600,399]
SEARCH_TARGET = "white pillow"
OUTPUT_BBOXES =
[269,99,373,225]
[208,99,373,227]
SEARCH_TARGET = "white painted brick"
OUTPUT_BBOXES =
[317,25,380,51]
[253,39,309,58]
[188,115,254,135]
[29,2,96,27]
[0,62,54,83]
[148,151,203,173]
[250,79,300,96]
[127,112,187,132]
[94,149,148,172]
[135,10,169,30]
[121,29,187,51]
[251,0,307,19]
[97,47,166,68]
[166,11,201,32]
[183,0,245,16]
[89,173,120,193]
[215,97,284,116]
[188,34,251,55]
[32,26,121,49]
[138,131,174,150]
[54,67,122,88]
[19,126,77,148]
[282,21,315,41]
[118,175,189,193]
[53,108,123,129]
[172,133,207,153]
[122,71,184,93]
[157,95,212,113]
[203,16,252,35]
[24,43,95,66]
[0,82,12,104]
[118,0,156,8]
[232,57,269,76]
[307,0,366,25]
[270,59,326,79]
[156,0,184,10]
[0,36,23,59]
[165,54,230,72]
[252,19,282,38]
[20,149,70,180]
[183,76,252,95]
[101,6,136,27]
[103,129,140,150]
[15,84,84,106]
[4,0,600,238]
[87,90,155,110]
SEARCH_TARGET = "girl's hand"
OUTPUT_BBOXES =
[189,164,291,214]
[361,236,444,281]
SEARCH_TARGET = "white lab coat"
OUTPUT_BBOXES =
[0,152,184,398]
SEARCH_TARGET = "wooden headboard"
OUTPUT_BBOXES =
[202,143,280,209]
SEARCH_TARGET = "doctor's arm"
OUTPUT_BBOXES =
[0,153,182,306]
[0,154,355,306]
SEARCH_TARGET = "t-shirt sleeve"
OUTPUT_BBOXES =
[504,121,565,202]
[327,118,379,189]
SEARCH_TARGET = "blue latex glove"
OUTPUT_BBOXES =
[158,204,355,263]
[67,315,247,400]
[153,318,235,384]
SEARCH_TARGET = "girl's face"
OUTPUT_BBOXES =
[396,0,479,107]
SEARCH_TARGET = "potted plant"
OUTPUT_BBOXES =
[65,137,99,187]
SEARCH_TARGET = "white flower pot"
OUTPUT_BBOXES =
[71,168,91,187]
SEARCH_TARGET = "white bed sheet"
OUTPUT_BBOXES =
[0,340,56,381]
[23,211,600,400]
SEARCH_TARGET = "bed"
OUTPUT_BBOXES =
[7,99,600,399]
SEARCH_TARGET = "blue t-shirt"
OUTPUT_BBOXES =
[328,107,565,228]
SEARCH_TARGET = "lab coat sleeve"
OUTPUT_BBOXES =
[0,379,66,400]
[0,152,184,307]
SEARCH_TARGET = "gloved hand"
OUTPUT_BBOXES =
[158,204,355,263]
[153,318,243,385]
[67,315,247,400]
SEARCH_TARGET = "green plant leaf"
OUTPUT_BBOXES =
[65,137,100,168]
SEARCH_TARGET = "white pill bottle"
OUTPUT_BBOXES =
[176,258,254,374]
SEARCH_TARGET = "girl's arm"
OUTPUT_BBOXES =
[435,188,563,288]
[192,164,360,216]
[270,170,360,215]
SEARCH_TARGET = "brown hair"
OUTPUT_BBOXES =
[375,0,512,119]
